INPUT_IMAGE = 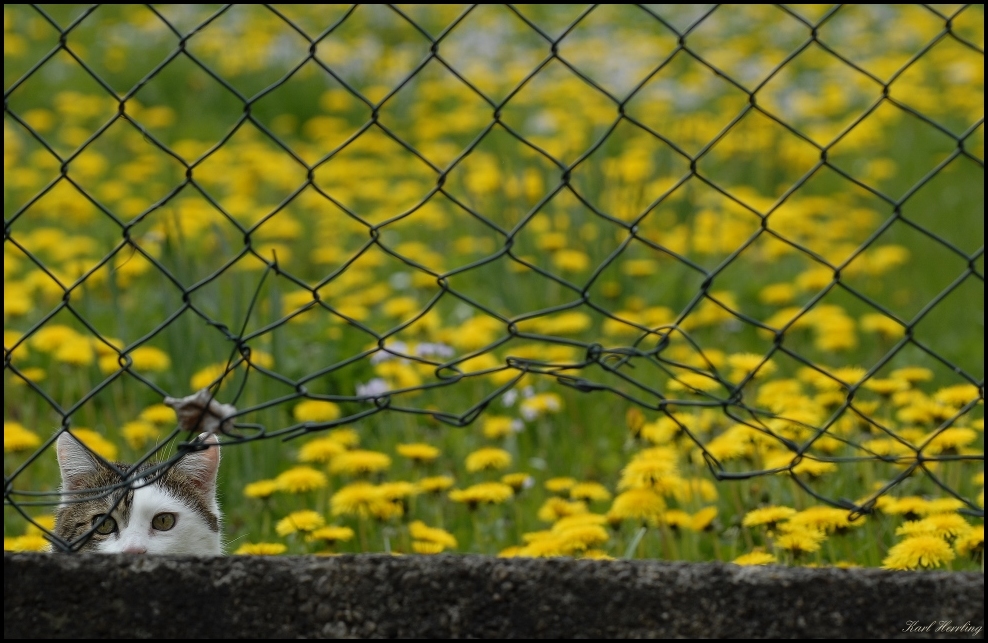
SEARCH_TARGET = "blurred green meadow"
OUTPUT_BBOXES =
[3,5,984,569]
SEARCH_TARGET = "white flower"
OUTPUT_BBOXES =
[414,342,454,358]
[388,272,412,290]
[356,378,390,398]
[370,342,409,365]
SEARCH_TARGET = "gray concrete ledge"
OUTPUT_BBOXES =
[4,552,984,638]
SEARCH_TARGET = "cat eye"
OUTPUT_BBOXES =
[152,512,176,531]
[92,515,117,535]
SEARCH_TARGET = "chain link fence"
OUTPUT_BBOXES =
[4,5,984,558]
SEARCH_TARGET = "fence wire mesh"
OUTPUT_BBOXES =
[3,5,984,563]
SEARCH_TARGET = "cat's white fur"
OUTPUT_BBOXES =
[54,431,223,555]
[96,484,221,555]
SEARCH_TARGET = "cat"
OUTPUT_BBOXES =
[53,431,223,555]
[52,390,234,555]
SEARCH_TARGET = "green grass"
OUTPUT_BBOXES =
[4,5,983,569]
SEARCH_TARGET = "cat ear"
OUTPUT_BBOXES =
[56,431,101,491]
[175,433,221,493]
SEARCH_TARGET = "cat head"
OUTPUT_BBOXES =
[53,431,222,555]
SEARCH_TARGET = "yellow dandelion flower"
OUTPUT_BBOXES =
[128,346,172,372]
[54,337,95,366]
[916,498,967,516]
[743,506,797,528]
[639,419,678,445]
[554,524,609,552]
[691,507,719,531]
[139,404,177,425]
[245,349,274,369]
[412,540,446,554]
[8,367,47,387]
[796,367,840,391]
[775,528,825,555]
[293,399,341,423]
[933,383,980,408]
[625,407,647,437]
[622,258,658,277]
[4,330,27,356]
[727,353,776,381]
[465,447,512,472]
[608,488,666,523]
[409,521,457,549]
[880,496,928,518]
[120,420,160,450]
[829,561,860,569]
[545,477,577,493]
[581,549,614,560]
[674,478,719,504]
[243,479,280,499]
[501,472,534,492]
[531,311,592,336]
[29,324,82,352]
[863,378,910,395]
[448,482,514,508]
[331,481,382,516]
[68,428,118,461]
[664,509,693,530]
[925,428,978,454]
[4,422,42,453]
[882,535,956,570]
[954,526,983,561]
[552,249,591,273]
[190,363,228,391]
[330,482,404,520]
[298,436,346,464]
[896,513,971,540]
[234,542,287,555]
[859,314,904,339]
[276,510,326,536]
[668,371,722,393]
[378,481,419,501]
[306,526,355,544]
[498,546,527,558]
[537,497,589,522]
[552,513,609,531]
[759,283,796,305]
[618,452,682,494]
[418,475,455,493]
[733,550,778,566]
[482,415,518,439]
[327,427,360,447]
[24,515,56,536]
[98,353,123,374]
[788,506,863,534]
[828,366,867,387]
[890,367,934,384]
[330,449,392,475]
[397,443,440,463]
[764,452,838,478]
[883,496,964,518]
[517,534,569,558]
[275,466,328,493]
[4,534,50,552]
[569,482,612,502]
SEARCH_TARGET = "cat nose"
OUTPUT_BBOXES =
[122,543,147,554]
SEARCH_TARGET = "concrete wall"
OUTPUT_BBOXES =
[4,552,984,638]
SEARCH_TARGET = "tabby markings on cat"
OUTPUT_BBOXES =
[53,431,222,554]
[53,390,234,554]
